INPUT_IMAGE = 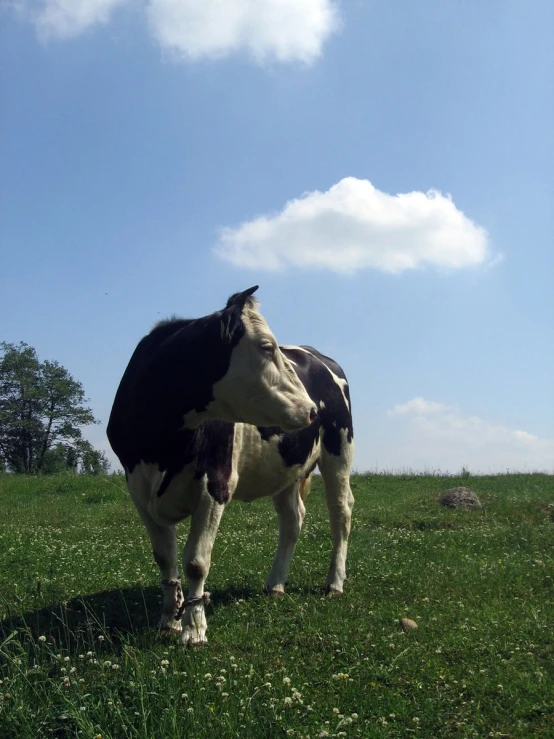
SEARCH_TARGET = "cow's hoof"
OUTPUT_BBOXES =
[181,604,208,645]
[264,586,285,597]
[182,627,208,646]
[159,618,183,633]
[325,586,343,597]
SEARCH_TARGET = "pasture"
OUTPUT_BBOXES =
[0,472,552,738]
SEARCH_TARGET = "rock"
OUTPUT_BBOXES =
[399,618,418,631]
[439,487,482,510]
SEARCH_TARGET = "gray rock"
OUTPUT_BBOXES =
[399,618,418,631]
[439,486,482,510]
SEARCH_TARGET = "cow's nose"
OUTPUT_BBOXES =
[309,406,318,423]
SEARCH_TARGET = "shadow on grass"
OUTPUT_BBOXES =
[0,580,331,656]
[0,583,278,653]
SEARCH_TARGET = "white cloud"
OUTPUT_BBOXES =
[12,0,339,62]
[147,0,339,63]
[378,397,554,473]
[215,177,493,275]
[15,0,129,40]
[388,397,450,417]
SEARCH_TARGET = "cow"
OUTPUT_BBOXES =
[107,286,354,645]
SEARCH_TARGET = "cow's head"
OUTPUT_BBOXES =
[203,286,317,432]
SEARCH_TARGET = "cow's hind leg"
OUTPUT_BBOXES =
[319,432,355,595]
[181,489,226,645]
[265,482,306,595]
[134,507,184,633]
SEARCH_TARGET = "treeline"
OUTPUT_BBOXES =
[0,342,109,475]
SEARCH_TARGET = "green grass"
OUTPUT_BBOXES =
[0,472,553,738]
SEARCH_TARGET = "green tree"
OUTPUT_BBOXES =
[79,439,110,475]
[0,342,109,474]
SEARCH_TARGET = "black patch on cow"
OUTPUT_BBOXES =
[193,421,234,504]
[257,345,353,466]
[107,302,245,488]
[152,421,234,503]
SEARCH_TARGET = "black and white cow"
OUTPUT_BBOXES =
[107,286,354,645]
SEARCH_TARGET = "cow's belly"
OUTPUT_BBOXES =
[231,425,321,503]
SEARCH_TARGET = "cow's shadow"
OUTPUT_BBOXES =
[0,580,327,657]
[0,584,258,654]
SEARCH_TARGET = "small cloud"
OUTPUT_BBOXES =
[388,397,451,417]
[214,177,494,275]
[15,0,130,40]
[385,397,554,473]
[512,429,540,445]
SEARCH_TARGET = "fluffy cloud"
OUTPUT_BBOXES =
[215,178,493,275]
[147,0,339,63]
[13,0,339,62]
[383,397,554,473]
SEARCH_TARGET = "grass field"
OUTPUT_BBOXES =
[0,472,553,738]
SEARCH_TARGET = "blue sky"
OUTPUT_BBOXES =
[1,0,553,473]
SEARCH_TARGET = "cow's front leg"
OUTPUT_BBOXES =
[265,483,305,595]
[181,489,226,645]
[135,509,184,632]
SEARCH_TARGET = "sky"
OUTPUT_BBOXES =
[1,0,553,474]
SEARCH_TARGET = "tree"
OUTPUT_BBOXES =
[0,342,109,474]
[79,439,110,475]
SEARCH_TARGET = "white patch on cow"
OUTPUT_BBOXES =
[128,461,200,526]
[319,400,326,409]
[323,367,349,411]
[232,424,320,503]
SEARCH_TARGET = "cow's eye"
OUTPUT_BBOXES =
[260,341,275,355]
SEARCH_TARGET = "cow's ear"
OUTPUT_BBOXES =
[220,286,259,343]
[225,285,259,310]
[220,310,236,342]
